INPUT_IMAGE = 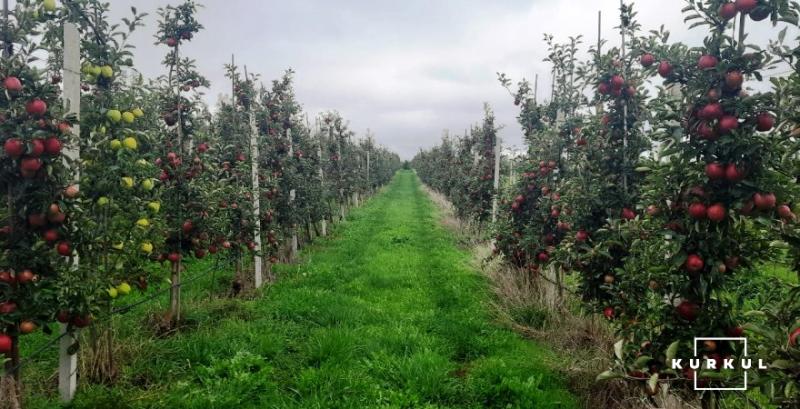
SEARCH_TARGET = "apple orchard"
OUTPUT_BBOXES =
[415,0,800,407]
[0,0,401,406]
[3,0,800,408]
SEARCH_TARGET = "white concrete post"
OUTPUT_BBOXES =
[491,136,501,224]
[248,104,263,288]
[316,122,327,236]
[59,22,80,403]
[287,127,298,259]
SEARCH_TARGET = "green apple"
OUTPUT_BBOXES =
[120,177,134,189]
[123,136,138,150]
[106,109,121,122]
[43,0,57,12]
[100,65,113,78]
[116,282,132,295]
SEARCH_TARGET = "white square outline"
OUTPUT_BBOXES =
[692,337,748,391]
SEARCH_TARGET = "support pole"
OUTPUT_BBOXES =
[169,43,183,326]
[491,135,501,224]
[245,67,263,288]
[316,120,327,236]
[59,22,80,404]
[619,0,629,193]
[287,127,298,260]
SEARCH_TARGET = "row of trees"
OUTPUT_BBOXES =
[0,0,400,405]
[413,0,800,407]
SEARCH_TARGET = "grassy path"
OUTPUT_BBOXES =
[31,170,577,408]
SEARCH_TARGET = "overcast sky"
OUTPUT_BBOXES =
[97,0,797,159]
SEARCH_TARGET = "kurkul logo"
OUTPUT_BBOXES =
[670,337,768,391]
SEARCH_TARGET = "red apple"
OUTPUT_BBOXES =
[778,204,796,221]
[58,122,71,134]
[790,327,800,347]
[603,306,615,320]
[166,37,178,47]
[57,310,70,323]
[719,2,738,19]
[698,55,719,70]
[610,75,625,90]
[689,203,707,219]
[699,103,723,120]
[537,252,549,262]
[3,76,22,92]
[725,70,744,89]
[0,333,11,354]
[753,192,776,210]
[71,315,92,328]
[4,138,23,158]
[735,0,758,13]
[43,229,59,242]
[56,241,71,256]
[658,61,673,78]
[20,157,42,172]
[707,203,727,222]
[725,163,745,182]
[622,208,636,220]
[756,112,775,132]
[28,213,46,227]
[685,254,705,272]
[677,301,700,321]
[0,301,17,314]
[705,162,726,180]
[167,253,181,264]
[576,230,589,242]
[44,137,62,155]
[26,99,47,116]
[30,138,45,157]
[0,271,12,284]
[719,115,739,133]
[697,122,718,140]
[16,269,34,283]
[640,53,655,67]
[598,82,610,95]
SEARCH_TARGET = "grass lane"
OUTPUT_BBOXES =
[28,170,577,408]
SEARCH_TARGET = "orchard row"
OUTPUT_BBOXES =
[414,0,800,406]
[0,0,400,404]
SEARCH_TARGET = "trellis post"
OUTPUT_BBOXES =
[59,21,80,403]
[245,66,263,288]
[491,135,501,224]
[316,120,327,236]
[287,127,298,260]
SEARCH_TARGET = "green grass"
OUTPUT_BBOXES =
[24,170,577,409]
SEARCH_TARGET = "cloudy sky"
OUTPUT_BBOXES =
[99,0,797,159]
